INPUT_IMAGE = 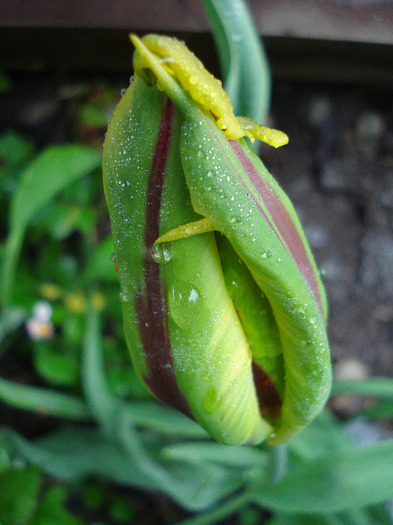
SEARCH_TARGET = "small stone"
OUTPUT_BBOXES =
[307,96,332,127]
[320,159,346,190]
[304,223,329,249]
[320,257,345,281]
[380,186,393,209]
[334,358,369,382]
[355,111,385,146]
[345,418,388,446]
[359,230,393,296]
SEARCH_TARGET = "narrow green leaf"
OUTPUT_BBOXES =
[333,378,393,398]
[361,400,393,419]
[81,300,117,432]
[252,440,393,512]
[271,509,383,525]
[162,441,267,468]
[0,376,91,420]
[1,425,242,512]
[123,401,208,438]
[9,145,101,230]
[1,425,155,489]
[176,492,250,525]
[1,144,101,306]
[202,0,271,125]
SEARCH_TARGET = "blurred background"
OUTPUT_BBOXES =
[0,1,392,524]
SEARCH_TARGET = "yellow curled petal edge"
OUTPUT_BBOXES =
[131,34,288,148]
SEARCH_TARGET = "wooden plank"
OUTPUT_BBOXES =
[1,0,392,44]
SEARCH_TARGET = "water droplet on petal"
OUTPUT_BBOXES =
[151,244,172,264]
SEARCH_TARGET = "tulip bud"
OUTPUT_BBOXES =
[103,34,331,446]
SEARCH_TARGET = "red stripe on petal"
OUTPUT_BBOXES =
[135,98,191,418]
[252,362,282,420]
[231,141,323,314]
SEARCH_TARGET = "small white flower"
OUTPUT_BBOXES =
[26,301,54,341]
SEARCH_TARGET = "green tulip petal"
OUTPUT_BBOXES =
[104,75,272,445]
[180,114,331,444]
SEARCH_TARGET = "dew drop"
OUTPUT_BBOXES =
[202,386,221,414]
[119,292,130,303]
[151,244,172,264]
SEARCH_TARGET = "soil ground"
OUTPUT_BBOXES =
[268,81,393,383]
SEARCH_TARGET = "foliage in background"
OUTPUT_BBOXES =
[0,0,393,523]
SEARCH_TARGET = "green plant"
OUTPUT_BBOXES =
[0,1,392,524]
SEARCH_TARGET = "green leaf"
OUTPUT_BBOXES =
[0,376,91,421]
[34,344,79,387]
[288,410,352,461]
[162,441,267,468]
[333,378,393,398]
[108,494,136,524]
[1,144,101,306]
[9,145,101,230]
[252,439,393,513]
[202,0,271,126]
[80,303,238,510]
[123,401,208,438]
[81,300,117,432]
[1,425,241,512]
[30,486,82,525]
[0,131,35,165]
[78,103,108,128]
[80,236,119,284]
[270,508,385,525]
[361,399,393,419]
[0,466,41,525]
[31,201,96,240]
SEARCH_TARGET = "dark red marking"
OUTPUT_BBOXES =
[134,98,191,418]
[230,141,323,315]
[252,362,282,420]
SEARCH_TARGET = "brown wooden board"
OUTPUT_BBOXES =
[1,0,393,44]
